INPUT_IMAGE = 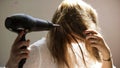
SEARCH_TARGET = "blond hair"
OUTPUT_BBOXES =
[48,0,100,68]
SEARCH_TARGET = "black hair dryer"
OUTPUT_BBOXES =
[5,14,59,68]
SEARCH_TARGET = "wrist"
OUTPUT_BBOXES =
[102,52,112,62]
[101,50,112,61]
[102,56,112,61]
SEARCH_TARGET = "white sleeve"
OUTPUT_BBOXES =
[23,44,41,68]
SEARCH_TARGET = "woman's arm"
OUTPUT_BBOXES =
[84,30,115,68]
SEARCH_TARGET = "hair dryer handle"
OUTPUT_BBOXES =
[18,33,27,68]
[19,58,26,68]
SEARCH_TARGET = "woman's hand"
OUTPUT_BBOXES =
[6,31,30,68]
[84,29,111,60]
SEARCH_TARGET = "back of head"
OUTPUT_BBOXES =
[52,0,98,39]
[48,0,99,68]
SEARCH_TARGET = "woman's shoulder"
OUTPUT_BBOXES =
[26,37,48,63]
[31,37,46,47]
[24,37,47,68]
[28,37,47,50]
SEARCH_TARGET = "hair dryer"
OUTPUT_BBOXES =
[5,14,59,68]
[5,14,59,33]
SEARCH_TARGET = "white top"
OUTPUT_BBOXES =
[23,37,116,68]
[24,37,58,68]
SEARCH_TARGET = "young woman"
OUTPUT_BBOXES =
[5,0,116,68]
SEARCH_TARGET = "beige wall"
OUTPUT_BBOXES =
[0,0,120,67]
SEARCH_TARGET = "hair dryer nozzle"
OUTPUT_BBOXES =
[5,14,60,33]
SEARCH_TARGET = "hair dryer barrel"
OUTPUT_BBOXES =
[5,14,59,33]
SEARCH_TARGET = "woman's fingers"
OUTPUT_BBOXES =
[10,31,30,63]
[10,47,30,64]
[84,30,110,52]
[84,29,97,36]
[18,49,30,55]
[84,30,104,47]
[12,46,30,62]
[14,31,25,44]
[85,35,102,47]
[15,39,30,49]
[16,49,30,63]
[12,39,30,54]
